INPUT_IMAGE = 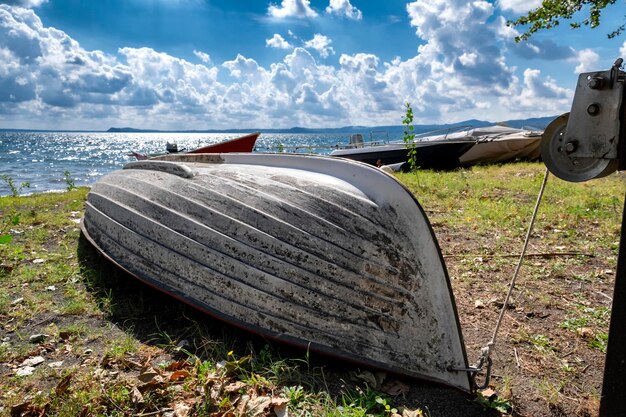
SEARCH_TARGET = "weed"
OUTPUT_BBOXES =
[474,391,513,414]
[561,305,610,351]
[375,396,398,416]
[588,332,608,352]
[402,102,418,172]
[284,385,306,408]
[1,174,30,197]
[104,333,139,361]
[63,170,76,191]
[0,341,9,362]
[0,209,21,244]
[529,334,554,352]
[196,359,216,383]
[536,379,565,406]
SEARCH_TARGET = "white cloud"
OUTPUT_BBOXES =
[620,41,626,61]
[325,0,362,20]
[267,0,317,19]
[193,50,211,63]
[574,49,599,73]
[501,68,574,117]
[406,0,512,91]
[223,54,264,79]
[458,52,478,67]
[304,34,334,58]
[497,0,541,14]
[266,33,292,49]
[1,0,48,8]
[0,2,579,129]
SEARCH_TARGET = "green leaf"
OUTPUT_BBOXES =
[0,234,13,244]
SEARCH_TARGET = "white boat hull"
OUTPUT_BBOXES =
[81,153,471,390]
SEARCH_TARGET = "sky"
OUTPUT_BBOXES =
[0,0,625,130]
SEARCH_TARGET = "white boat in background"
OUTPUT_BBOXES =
[458,126,543,166]
[81,153,472,391]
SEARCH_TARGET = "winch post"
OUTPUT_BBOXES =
[541,59,626,417]
[600,197,626,417]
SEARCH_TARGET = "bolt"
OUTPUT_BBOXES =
[588,77,605,89]
[587,103,600,115]
[564,141,577,154]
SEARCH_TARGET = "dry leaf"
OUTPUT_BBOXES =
[10,401,49,417]
[165,360,190,371]
[272,397,289,417]
[131,386,145,404]
[246,396,272,417]
[224,381,247,393]
[481,388,496,399]
[381,379,410,396]
[356,371,379,389]
[402,409,424,417]
[236,394,250,416]
[173,403,191,417]
[138,367,160,383]
[169,370,191,382]
[55,374,72,396]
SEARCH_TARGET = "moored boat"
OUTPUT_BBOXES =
[330,128,476,170]
[130,132,260,160]
[81,153,472,390]
[330,125,543,169]
[458,126,542,166]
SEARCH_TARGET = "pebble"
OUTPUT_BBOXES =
[29,334,47,343]
[45,285,56,291]
[48,361,63,368]
[20,356,45,367]
[16,366,36,377]
[11,297,24,306]
[176,339,190,350]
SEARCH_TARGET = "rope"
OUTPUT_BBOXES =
[470,167,550,389]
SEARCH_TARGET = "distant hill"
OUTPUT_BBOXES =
[1,116,556,134]
[106,115,556,135]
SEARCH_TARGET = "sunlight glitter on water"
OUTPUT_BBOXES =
[0,131,351,196]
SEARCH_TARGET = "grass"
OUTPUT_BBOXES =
[0,163,623,416]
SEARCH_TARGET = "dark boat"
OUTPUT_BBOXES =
[330,130,475,169]
[81,153,472,391]
[130,132,260,160]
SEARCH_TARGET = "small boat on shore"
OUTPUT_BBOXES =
[81,153,472,391]
[330,128,476,170]
[458,126,542,166]
[130,132,260,160]
[330,126,542,170]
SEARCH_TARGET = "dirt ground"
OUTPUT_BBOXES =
[433,222,615,417]
[1,168,620,417]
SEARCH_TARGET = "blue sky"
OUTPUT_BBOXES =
[1,0,625,130]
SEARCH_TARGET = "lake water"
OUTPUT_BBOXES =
[0,131,358,196]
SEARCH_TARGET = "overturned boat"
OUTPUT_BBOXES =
[458,126,542,166]
[81,153,471,390]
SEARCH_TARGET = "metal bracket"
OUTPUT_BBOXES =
[449,346,493,390]
[564,60,624,161]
